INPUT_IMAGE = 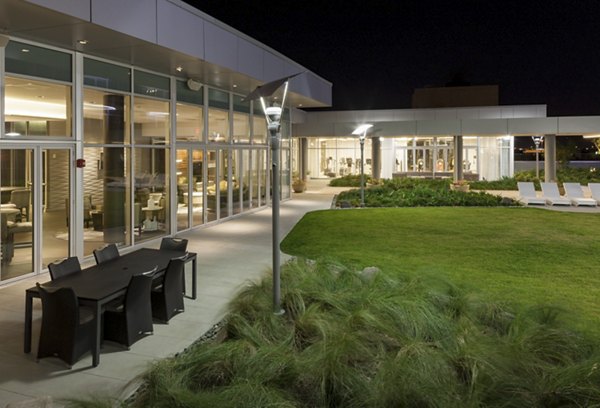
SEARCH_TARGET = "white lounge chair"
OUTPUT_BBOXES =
[588,183,600,205]
[563,182,597,207]
[540,182,571,206]
[517,182,545,205]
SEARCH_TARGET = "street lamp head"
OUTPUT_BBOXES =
[352,124,373,136]
[265,105,282,122]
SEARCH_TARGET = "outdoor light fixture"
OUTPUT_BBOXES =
[244,72,303,315]
[352,124,372,207]
[532,136,544,179]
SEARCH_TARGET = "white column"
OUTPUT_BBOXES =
[544,135,557,182]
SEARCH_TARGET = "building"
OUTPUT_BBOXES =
[0,0,331,285]
[293,105,600,183]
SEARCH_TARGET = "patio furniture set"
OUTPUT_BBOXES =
[24,238,197,368]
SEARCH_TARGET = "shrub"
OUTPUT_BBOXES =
[335,178,519,208]
[116,259,600,408]
[329,174,374,187]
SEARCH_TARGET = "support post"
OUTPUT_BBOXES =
[453,135,464,181]
[359,136,365,207]
[544,134,557,182]
[300,137,308,180]
[371,136,381,180]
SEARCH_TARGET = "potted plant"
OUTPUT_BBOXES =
[450,179,470,192]
[292,178,307,193]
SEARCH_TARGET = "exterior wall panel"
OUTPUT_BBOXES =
[204,21,238,71]
[157,0,204,58]
[237,38,263,80]
[25,0,91,20]
[91,0,157,43]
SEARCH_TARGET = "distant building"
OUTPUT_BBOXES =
[412,85,499,109]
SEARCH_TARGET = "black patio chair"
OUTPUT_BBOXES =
[93,243,119,265]
[103,266,157,348]
[159,237,189,292]
[151,257,186,323]
[159,237,188,252]
[36,283,95,368]
[48,256,81,280]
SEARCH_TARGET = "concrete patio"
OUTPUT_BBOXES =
[0,190,335,407]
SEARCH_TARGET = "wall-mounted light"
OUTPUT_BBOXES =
[77,40,88,45]
[176,66,183,72]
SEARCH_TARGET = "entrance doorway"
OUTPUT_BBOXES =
[0,147,71,283]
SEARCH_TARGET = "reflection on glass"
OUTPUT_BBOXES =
[83,147,131,256]
[242,150,251,210]
[251,150,259,208]
[253,115,267,144]
[233,113,250,144]
[134,97,170,144]
[232,150,241,215]
[208,109,229,143]
[5,76,72,138]
[83,89,130,144]
[176,149,189,231]
[176,103,203,142]
[134,148,169,242]
[281,148,290,199]
[42,149,70,269]
[206,150,217,222]
[192,149,204,227]
[0,149,34,281]
[218,150,230,219]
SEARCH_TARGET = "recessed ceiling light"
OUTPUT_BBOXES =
[298,103,303,107]
[232,84,238,88]
[176,66,183,72]
[21,48,30,53]
[77,40,88,45]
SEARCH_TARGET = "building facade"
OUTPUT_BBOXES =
[0,0,331,284]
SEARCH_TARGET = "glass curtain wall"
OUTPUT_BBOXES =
[1,41,73,282]
[306,137,371,179]
[83,59,132,256]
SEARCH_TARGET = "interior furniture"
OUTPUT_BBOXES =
[36,283,95,368]
[103,267,157,348]
[151,257,186,323]
[9,189,31,221]
[25,248,198,366]
[48,256,82,280]
[93,243,120,265]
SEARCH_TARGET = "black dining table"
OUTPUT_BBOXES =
[24,248,197,366]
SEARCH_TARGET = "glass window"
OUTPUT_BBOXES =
[208,109,229,143]
[233,112,250,144]
[176,103,203,142]
[176,80,203,105]
[176,149,189,231]
[206,150,217,222]
[233,94,250,113]
[134,70,170,99]
[134,147,169,242]
[253,115,267,144]
[4,76,72,138]
[83,89,130,144]
[191,149,204,227]
[6,41,71,82]
[134,97,170,144]
[82,146,131,256]
[84,58,131,92]
[208,88,229,110]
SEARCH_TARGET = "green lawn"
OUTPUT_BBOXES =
[281,207,600,336]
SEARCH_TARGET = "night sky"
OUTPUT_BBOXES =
[184,0,600,116]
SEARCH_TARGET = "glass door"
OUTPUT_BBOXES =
[0,147,71,283]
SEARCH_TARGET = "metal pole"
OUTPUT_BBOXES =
[535,149,539,179]
[269,119,284,315]
[360,135,365,207]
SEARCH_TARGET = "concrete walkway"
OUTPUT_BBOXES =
[0,191,334,407]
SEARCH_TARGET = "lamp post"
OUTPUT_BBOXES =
[244,73,302,315]
[352,124,372,207]
[532,136,544,179]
